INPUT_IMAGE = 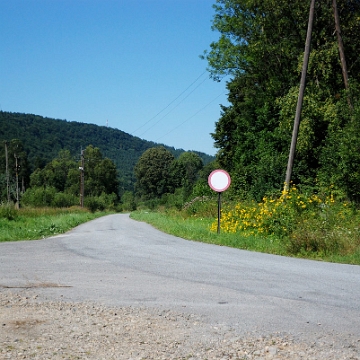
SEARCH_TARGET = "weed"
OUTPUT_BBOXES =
[0,202,18,220]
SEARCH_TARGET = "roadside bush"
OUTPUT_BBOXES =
[22,186,56,207]
[288,204,360,256]
[162,189,184,210]
[183,196,217,218]
[84,192,118,212]
[0,202,18,220]
[85,197,106,212]
[121,191,137,211]
[212,185,360,256]
[52,192,78,208]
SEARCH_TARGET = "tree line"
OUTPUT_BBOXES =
[1,137,217,210]
[0,111,214,195]
[203,0,360,203]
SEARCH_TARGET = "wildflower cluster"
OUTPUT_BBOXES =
[210,185,352,238]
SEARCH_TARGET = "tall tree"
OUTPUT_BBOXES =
[29,146,119,198]
[0,139,30,202]
[83,145,119,197]
[204,0,360,200]
[171,152,203,199]
[134,147,175,199]
[30,149,77,193]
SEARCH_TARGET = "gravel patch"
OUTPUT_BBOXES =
[1,290,359,359]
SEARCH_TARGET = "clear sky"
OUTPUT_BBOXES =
[0,0,228,156]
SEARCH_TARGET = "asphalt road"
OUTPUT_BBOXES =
[1,213,360,339]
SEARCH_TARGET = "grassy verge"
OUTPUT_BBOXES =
[130,209,360,265]
[0,206,113,242]
[130,210,288,256]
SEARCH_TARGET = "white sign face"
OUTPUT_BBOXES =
[208,169,231,192]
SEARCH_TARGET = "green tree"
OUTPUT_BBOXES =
[0,139,30,202]
[30,149,77,193]
[134,147,175,199]
[83,145,119,197]
[171,152,203,200]
[27,146,119,206]
[204,0,360,200]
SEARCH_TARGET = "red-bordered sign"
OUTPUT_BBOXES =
[208,169,231,192]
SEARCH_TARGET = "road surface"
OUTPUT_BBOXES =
[1,213,359,340]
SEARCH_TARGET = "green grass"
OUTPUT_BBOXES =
[0,206,113,242]
[130,210,360,265]
[130,210,288,255]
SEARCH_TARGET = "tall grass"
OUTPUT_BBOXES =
[0,205,112,242]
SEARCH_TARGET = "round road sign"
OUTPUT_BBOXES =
[208,169,231,192]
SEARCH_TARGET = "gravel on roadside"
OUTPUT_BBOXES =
[1,290,359,360]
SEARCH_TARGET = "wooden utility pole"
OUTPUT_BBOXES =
[333,0,353,110]
[284,0,316,191]
[4,141,10,203]
[80,150,85,208]
[14,153,19,209]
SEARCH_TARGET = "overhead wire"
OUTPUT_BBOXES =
[130,71,207,135]
[155,91,225,142]
[137,76,208,137]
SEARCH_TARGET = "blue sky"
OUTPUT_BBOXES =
[0,0,228,156]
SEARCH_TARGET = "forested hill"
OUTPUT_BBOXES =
[0,111,214,190]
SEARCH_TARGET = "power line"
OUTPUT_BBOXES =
[155,91,225,142]
[130,71,207,135]
[138,76,208,137]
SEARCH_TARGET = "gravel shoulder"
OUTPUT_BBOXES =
[1,289,359,360]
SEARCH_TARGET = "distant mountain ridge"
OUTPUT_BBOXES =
[0,111,215,191]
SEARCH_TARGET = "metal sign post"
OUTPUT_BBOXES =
[208,170,231,234]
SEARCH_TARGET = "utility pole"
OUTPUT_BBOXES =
[14,153,19,209]
[333,0,353,110]
[80,150,85,208]
[4,141,10,203]
[284,0,316,191]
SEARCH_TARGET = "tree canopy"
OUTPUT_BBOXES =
[204,0,360,201]
[28,145,118,199]
[0,139,30,203]
[134,147,176,199]
[0,112,214,196]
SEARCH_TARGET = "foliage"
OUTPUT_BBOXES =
[171,152,204,200]
[84,193,118,213]
[121,191,137,211]
[134,147,176,199]
[30,149,77,192]
[0,112,214,196]
[130,192,360,264]
[0,139,30,203]
[318,93,360,202]
[213,185,360,258]
[0,202,18,220]
[204,0,360,201]
[22,186,58,207]
[52,192,78,208]
[23,146,119,208]
[83,145,119,197]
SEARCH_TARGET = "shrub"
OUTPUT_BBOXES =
[22,186,56,207]
[85,197,106,212]
[121,191,137,211]
[52,192,78,208]
[0,202,18,220]
[211,185,360,256]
